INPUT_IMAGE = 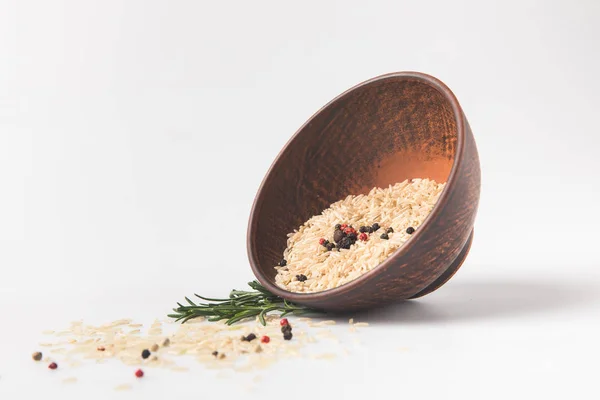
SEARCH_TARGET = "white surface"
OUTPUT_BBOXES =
[1,0,600,399]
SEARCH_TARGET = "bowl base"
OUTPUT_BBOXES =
[408,229,474,299]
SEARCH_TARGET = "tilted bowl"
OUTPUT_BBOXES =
[247,71,480,312]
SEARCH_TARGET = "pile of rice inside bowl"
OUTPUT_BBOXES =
[274,178,445,293]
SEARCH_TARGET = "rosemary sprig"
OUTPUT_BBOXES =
[168,280,319,325]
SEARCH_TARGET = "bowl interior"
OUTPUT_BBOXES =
[249,74,458,285]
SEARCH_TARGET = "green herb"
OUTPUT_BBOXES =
[168,280,319,325]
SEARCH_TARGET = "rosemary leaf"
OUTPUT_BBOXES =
[169,280,320,325]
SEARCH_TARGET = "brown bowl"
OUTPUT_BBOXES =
[247,71,480,312]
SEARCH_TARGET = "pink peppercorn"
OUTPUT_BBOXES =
[359,233,368,241]
[280,318,289,326]
[319,238,326,245]
[135,369,144,378]
[261,335,270,343]
[48,362,58,370]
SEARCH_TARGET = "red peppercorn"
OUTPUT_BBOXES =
[319,238,326,245]
[135,369,144,378]
[48,362,58,370]
[359,233,368,241]
[280,318,289,326]
[340,224,348,230]
[261,335,270,343]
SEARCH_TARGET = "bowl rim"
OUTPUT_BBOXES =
[247,71,466,303]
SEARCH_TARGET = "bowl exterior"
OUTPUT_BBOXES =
[248,72,480,312]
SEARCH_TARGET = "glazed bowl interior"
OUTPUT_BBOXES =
[248,74,458,293]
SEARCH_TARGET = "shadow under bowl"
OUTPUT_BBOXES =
[247,71,481,312]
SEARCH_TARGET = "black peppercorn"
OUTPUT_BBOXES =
[281,324,292,333]
[406,227,415,234]
[347,232,358,241]
[380,233,389,240]
[244,333,257,342]
[283,332,293,340]
[296,274,307,282]
[279,259,287,267]
[141,349,151,359]
[325,242,335,251]
[337,237,352,250]
[333,229,345,243]
[372,223,380,232]
[212,351,218,357]
[359,226,368,233]
[387,227,394,233]
[334,224,342,230]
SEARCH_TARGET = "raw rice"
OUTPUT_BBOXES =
[275,178,445,292]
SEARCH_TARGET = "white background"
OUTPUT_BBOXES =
[2,0,600,399]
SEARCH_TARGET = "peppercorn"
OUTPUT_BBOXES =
[337,237,353,249]
[283,332,293,340]
[278,259,287,267]
[281,324,292,333]
[212,351,218,357]
[162,338,170,347]
[135,369,144,378]
[296,274,307,282]
[141,349,151,359]
[333,229,345,243]
[340,224,348,230]
[261,335,270,343]
[372,223,381,232]
[319,238,327,246]
[97,346,105,352]
[48,362,58,370]
[150,344,159,352]
[387,227,394,234]
[359,226,368,233]
[367,226,374,233]
[242,333,257,342]
[359,232,368,241]
[325,242,335,251]
[335,224,342,230]
[406,227,415,234]
[380,233,389,240]
[280,318,289,326]
[347,232,358,241]
[32,351,42,361]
